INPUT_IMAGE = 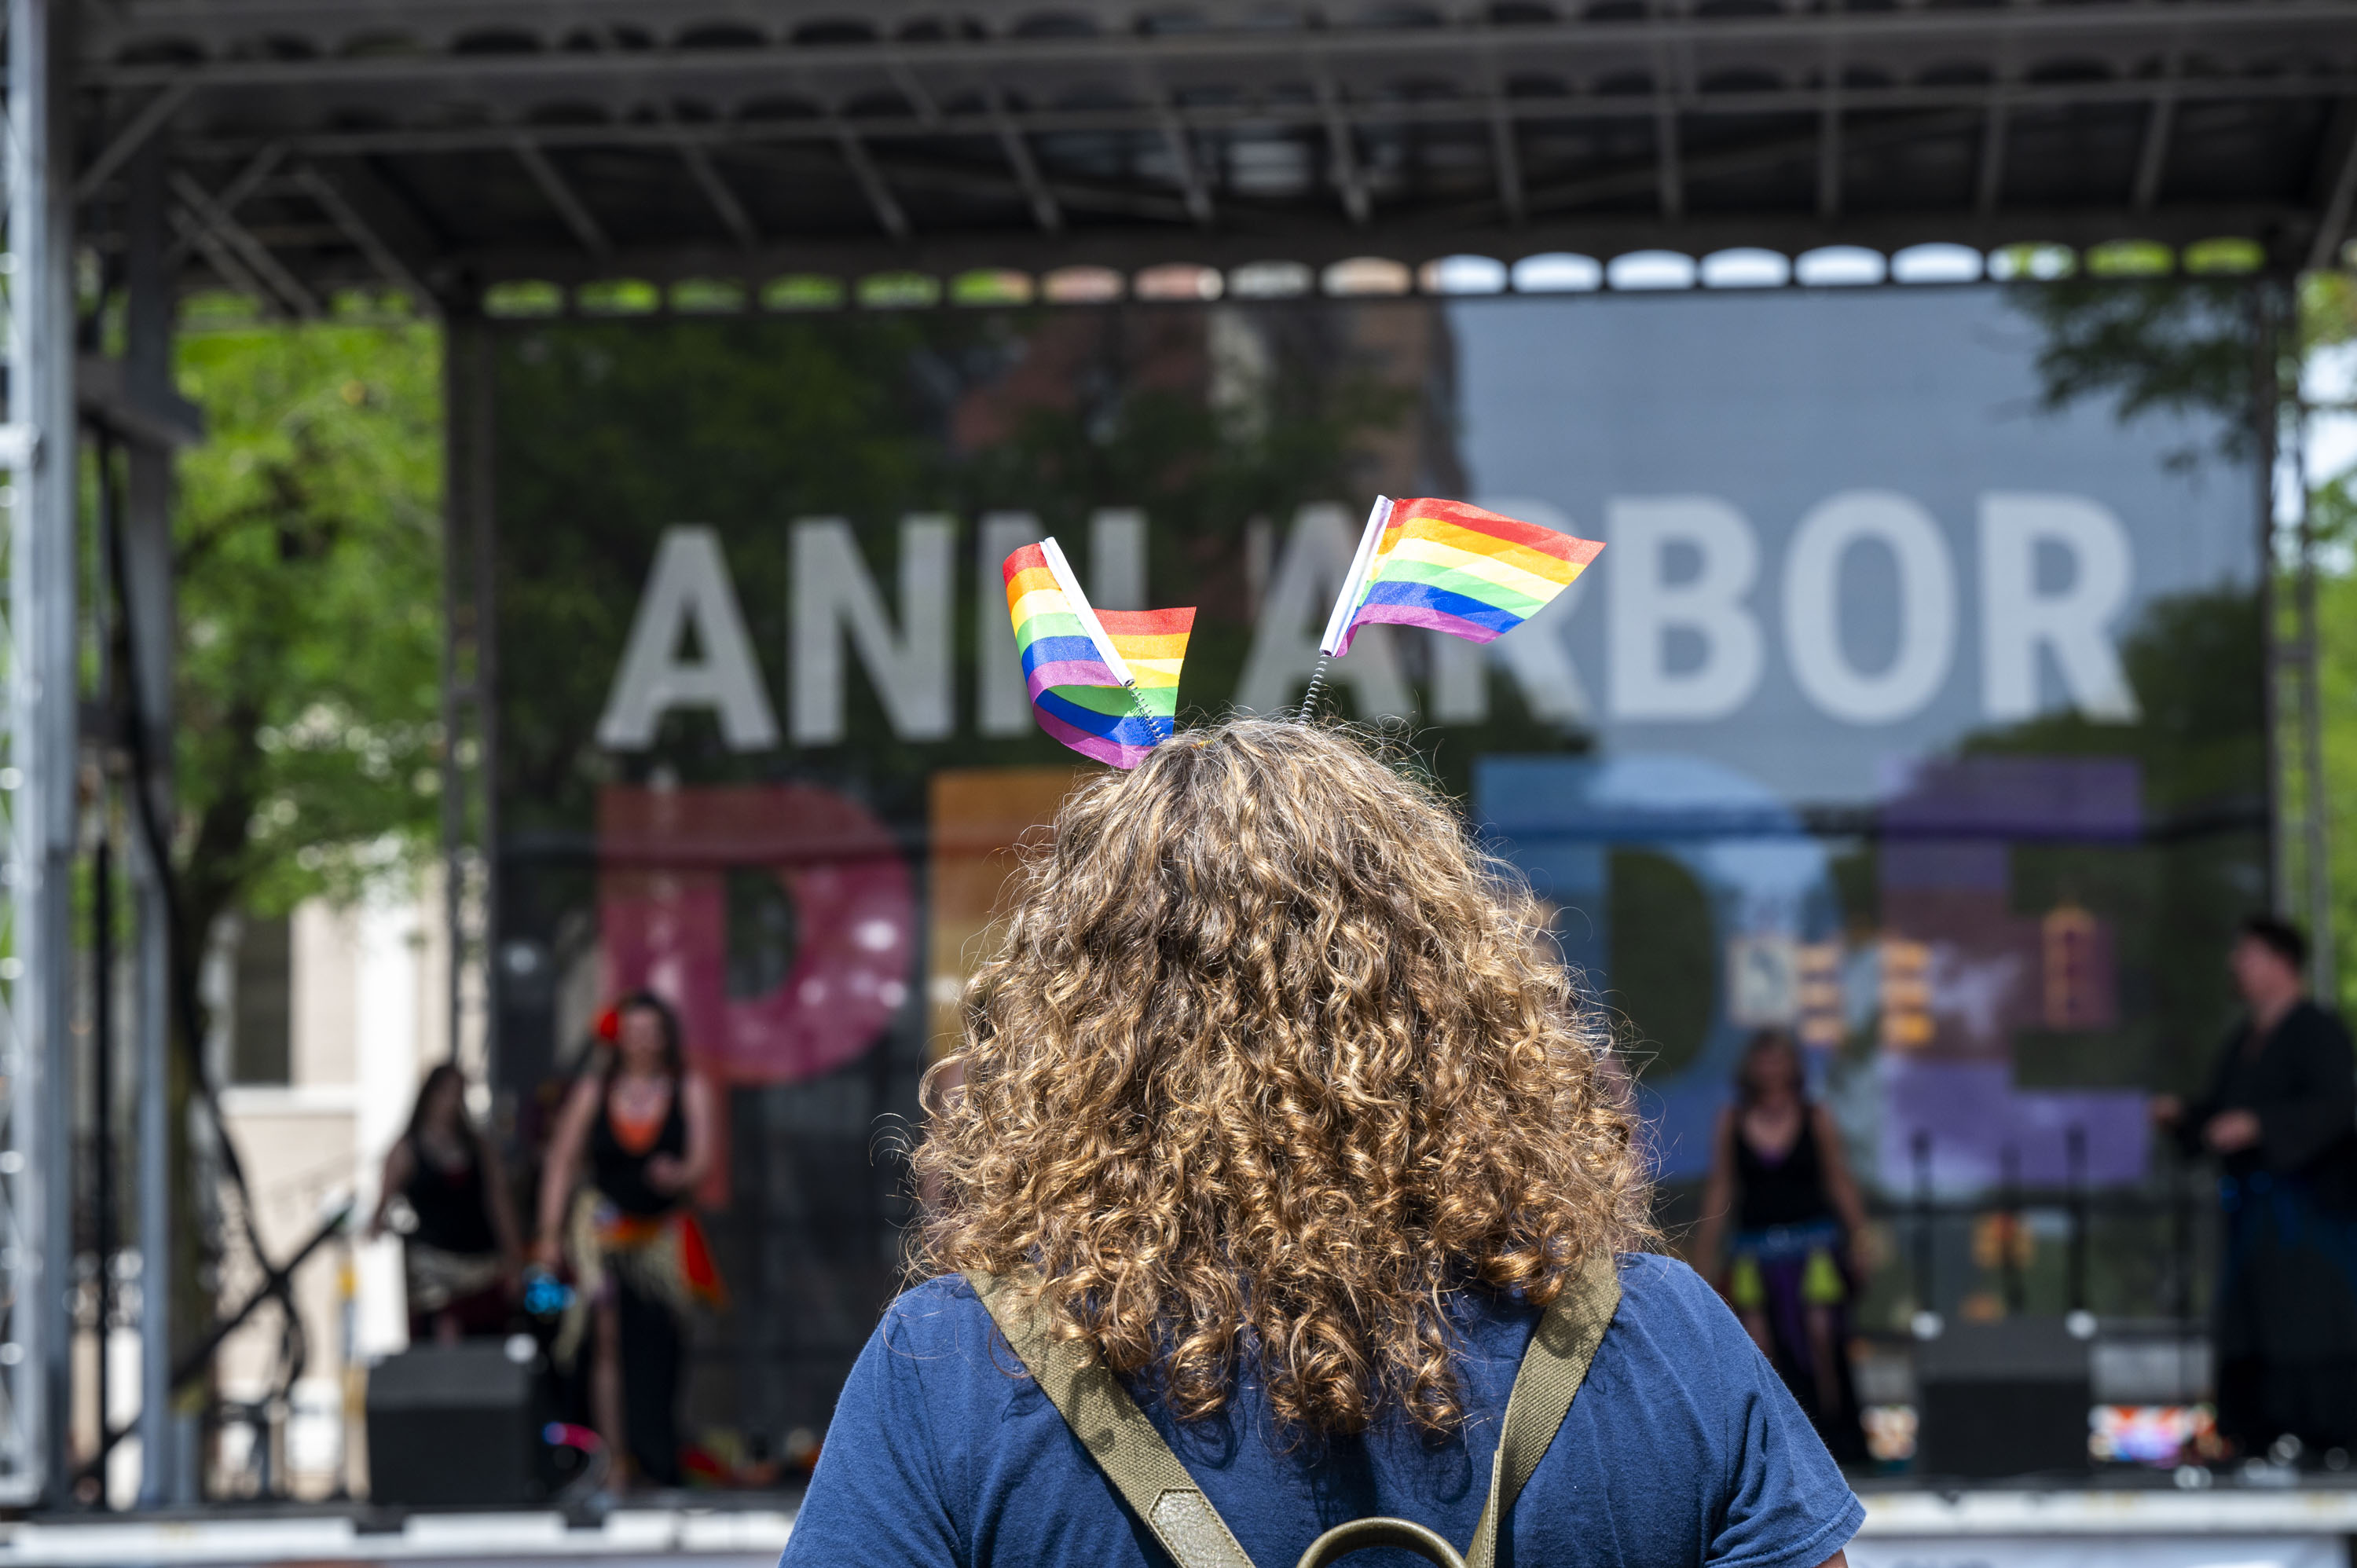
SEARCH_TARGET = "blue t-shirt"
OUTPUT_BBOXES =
[780,1252,1862,1568]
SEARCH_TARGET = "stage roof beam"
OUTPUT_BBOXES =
[163,143,283,273]
[1489,106,1525,229]
[169,170,317,317]
[1310,57,1371,226]
[137,73,2357,157]
[834,125,910,241]
[986,86,1064,233]
[291,163,432,307]
[1139,68,1212,228]
[2308,102,2357,273]
[1817,103,1842,220]
[2132,98,2176,211]
[1976,96,2009,214]
[62,1,2357,302]
[72,79,190,202]
[676,138,758,251]
[79,4,2357,92]
[512,139,610,258]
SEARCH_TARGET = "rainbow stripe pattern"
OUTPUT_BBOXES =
[1335,497,1603,653]
[1004,542,1194,768]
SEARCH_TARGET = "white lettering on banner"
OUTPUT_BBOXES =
[790,515,957,745]
[1429,621,1487,723]
[1233,504,1412,719]
[1607,496,1765,721]
[597,488,2153,749]
[976,511,1043,738]
[1430,496,1598,726]
[596,526,780,751]
[1978,493,2141,724]
[977,508,1150,737]
[1783,490,1957,725]
[1089,508,1149,610]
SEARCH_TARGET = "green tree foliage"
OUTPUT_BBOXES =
[2017,272,2357,1013]
[172,322,443,947]
[2014,277,2261,464]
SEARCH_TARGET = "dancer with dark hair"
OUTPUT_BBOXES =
[2153,915,2357,1458]
[368,1063,521,1342]
[784,720,1860,1567]
[535,991,722,1490]
[1694,1029,1871,1464]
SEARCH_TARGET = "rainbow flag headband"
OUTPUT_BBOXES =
[1319,496,1604,658]
[1005,538,1194,769]
[1005,501,1600,766]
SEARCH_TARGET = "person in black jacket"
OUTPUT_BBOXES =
[2153,915,2357,1459]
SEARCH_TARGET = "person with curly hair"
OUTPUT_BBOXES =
[783,720,1861,1567]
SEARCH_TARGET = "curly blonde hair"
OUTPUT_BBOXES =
[913,719,1651,1437]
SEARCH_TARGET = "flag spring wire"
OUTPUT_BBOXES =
[1299,653,1332,720]
[1124,677,1171,745]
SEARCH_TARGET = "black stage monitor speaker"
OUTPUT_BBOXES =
[1914,1317,2091,1479]
[366,1340,548,1507]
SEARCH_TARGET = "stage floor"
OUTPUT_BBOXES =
[2,1482,2354,1566]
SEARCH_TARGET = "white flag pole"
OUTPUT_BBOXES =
[1318,496,1395,658]
[1039,536,1136,688]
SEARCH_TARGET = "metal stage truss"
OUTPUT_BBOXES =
[65,0,2357,300]
[0,0,2337,1515]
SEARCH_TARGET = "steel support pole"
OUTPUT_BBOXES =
[438,324,466,1072]
[442,317,497,1087]
[2286,344,2335,1000]
[6,0,75,1506]
[2253,282,2286,918]
[121,139,181,1508]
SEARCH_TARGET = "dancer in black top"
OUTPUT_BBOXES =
[2153,915,2357,1458]
[1695,1029,1871,1462]
[368,1063,522,1342]
[536,991,720,1490]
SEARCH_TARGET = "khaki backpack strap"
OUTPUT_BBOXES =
[968,1271,1255,1568]
[1462,1250,1622,1568]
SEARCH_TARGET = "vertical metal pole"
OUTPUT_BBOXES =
[120,139,180,1508]
[90,807,112,1504]
[438,321,467,1072]
[2286,347,2334,1000]
[0,0,37,1508]
[438,342,462,1072]
[2253,281,2286,918]
[442,317,498,1087]
[2066,1124,2088,1317]
[1999,1143,2024,1316]
[1911,1128,1934,1321]
[471,329,499,1090]
[8,0,76,1504]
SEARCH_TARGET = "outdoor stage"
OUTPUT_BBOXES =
[2,1484,2355,1568]
[3,0,2351,1533]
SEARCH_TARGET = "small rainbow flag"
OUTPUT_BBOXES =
[1005,539,1193,769]
[1322,496,1604,655]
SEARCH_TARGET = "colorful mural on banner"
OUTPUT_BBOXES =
[487,284,2262,1444]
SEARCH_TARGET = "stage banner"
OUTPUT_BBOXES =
[486,284,2261,1446]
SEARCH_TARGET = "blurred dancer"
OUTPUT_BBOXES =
[2154,916,2357,1458]
[368,1062,521,1342]
[1695,1029,1871,1463]
[535,991,722,1490]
